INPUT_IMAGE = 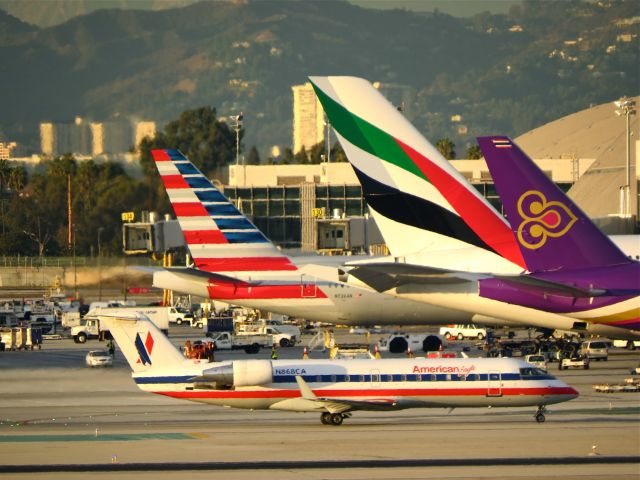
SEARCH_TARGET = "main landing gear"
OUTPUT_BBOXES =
[535,405,547,423]
[320,412,350,426]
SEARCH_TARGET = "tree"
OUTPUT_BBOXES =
[139,106,238,178]
[436,138,456,160]
[246,146,261,165]
[294,146,309,164]
[280,147,294,165]
[466,144,482,159]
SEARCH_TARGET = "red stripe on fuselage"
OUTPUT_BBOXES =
[195,257,298,272]
[161,175,190,189]
[206,278,327,300]
[183,230,228,244]
[151,149,171,162]
[395,139,526,269]
[156,386,577,400]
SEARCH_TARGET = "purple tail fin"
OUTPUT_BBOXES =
[478,136,630,272]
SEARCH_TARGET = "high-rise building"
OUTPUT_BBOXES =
[0,142,16,160]
[40,123,54,156]
[90,122,104,156]
[134,121,156,151]
[292,82,325,154]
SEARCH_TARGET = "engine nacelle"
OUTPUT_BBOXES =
[233,360,273,387]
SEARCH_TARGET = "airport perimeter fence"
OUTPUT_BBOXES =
[1,256,157,269]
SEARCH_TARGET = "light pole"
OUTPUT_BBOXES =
[72,223,78,300]
[614,97,636,216]
[231,112,243,166]
[97,227,104,301]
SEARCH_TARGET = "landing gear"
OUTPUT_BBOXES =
[535,406,547,423]
[320,412,346,426]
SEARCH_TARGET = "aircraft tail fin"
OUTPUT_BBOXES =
[98,314,187,374]
[152,149,297,273]
[477,136,630,272]
[309,76,525,268]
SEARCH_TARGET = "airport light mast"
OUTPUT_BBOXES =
[231,113,243,166]
[614,97,636,216]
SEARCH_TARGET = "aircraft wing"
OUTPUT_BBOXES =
[348,263,623,299]
[347,262,479,293]
[294,375,398,413]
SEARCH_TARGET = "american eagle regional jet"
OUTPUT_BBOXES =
[100,314,578,425]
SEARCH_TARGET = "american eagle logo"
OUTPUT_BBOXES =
[516,190,577,250]
[134,332,154,365]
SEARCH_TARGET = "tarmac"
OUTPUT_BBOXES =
[1,326,639,479]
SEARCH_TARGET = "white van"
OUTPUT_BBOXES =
[580,340,608,361]
[439,324,487,340]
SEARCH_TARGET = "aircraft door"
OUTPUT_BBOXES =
[370,369,381,388]
[487,371,502,397]
[301,275,317,298]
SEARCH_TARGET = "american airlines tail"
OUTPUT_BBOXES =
[309,76,525,270]
[152,148,297,274]
[477,136,631,273]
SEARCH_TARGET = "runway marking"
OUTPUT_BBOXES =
[0,433,200,443]
[0,456,638,473]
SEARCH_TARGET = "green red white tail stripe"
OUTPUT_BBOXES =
[309,76,525,269]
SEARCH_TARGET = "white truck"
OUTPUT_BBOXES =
[237,324,299,347]
[438,324,487,340]
[207,331,272,354]
[378,332,444,353]
[71,307,170,343]
[168,307,194,325]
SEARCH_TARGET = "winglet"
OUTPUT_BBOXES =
[295,375,317,400]
[477,136,630,272]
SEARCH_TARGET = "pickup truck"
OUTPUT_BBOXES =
[237,325,299,347]
[207,331,272,354]
[559,355,590,370]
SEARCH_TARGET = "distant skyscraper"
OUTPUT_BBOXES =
[40,123,54,156]
[134,121,156,151]
[292,82,324,154]
[0,142,16,160]
[90,122,104,156]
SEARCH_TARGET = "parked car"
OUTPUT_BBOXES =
[85,350,113,367]
[524,354,548,372]
[580,340,609,361]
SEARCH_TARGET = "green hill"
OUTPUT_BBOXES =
[0,0,637,158]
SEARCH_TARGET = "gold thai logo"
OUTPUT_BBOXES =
[517,190,577,250]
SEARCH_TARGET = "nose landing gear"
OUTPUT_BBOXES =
[535,405,547,423]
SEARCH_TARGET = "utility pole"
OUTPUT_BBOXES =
[614,97,636,216]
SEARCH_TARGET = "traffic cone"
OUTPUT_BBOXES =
[303,346,309,360]
[407,346,414,358]
[374,345,381,359]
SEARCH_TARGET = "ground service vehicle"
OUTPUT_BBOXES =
[207,331,272,354]
[559,355,590,370]
[85,350,113,367]
[378,333,443,353]
[524,354,548,372]
[580,340,609,361]
[168,307,193,325]
[237,325,299,347]
[439,324,487,340]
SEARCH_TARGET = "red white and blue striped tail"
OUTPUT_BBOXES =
[152,149,297,273]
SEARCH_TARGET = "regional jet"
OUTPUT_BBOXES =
[100,314,578,425]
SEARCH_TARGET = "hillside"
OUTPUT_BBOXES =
[0,0,637,158]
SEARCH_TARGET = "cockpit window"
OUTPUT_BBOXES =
[520,367,546,376]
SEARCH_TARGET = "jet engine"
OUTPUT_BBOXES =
[198,360,273,388]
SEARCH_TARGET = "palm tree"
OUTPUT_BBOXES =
[435,138,456,160]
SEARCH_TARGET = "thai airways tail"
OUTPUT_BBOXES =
[98,314,188,374]
[309,76,525,269]
[477,136,631,272]
[152,149,297,274]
